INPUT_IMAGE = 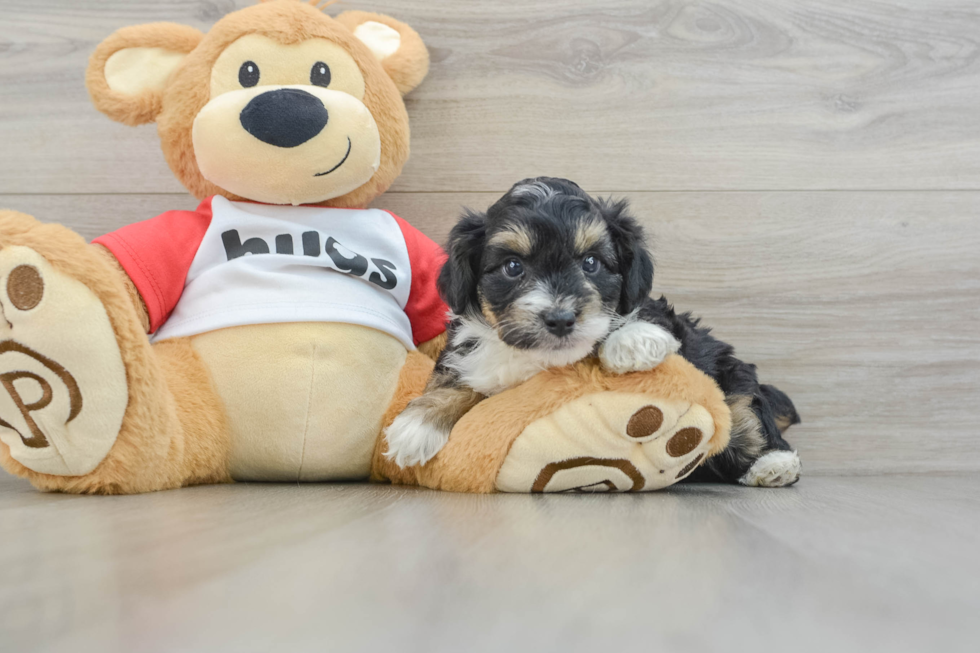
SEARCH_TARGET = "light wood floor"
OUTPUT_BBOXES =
[1,0,979,650]
[1,471,978,652]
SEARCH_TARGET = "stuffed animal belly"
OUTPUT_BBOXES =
[192,323,406,481]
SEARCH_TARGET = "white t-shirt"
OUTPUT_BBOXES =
[94,196,448,349]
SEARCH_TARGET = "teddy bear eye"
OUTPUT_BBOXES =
[239,61,260,88]
[310,62,331,87]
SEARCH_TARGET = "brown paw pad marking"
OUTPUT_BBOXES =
[7,265,44,311]
[532,457,645,493]
[626,405,663,439]
[676,454,705,480]
[0,341,82,449]
[666,427,703,457]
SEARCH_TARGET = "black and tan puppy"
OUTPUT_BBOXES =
[385,177,801,487]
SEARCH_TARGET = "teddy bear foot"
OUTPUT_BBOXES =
[0,244,128,477]
[495,392,719,493]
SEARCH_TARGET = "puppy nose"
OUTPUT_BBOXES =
[240,88,328,148]
[542,309,576,337]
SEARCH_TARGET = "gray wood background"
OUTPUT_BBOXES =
[2,0,978,475]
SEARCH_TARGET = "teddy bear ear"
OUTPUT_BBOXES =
[86,23,204,126]
[334,11,430,96]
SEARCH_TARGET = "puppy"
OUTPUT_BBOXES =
[385,177,801,487]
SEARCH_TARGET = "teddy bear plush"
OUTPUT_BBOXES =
[0,0,730,494]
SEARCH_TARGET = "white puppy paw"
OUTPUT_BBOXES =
[384,409,451,468]
[739,450,801,487]
[599,322,680,374]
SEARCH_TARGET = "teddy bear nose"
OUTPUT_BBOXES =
[239,88,329,148]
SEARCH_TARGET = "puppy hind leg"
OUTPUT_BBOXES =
[736,393,801,488]
[759,383,801,434]
[691,394,766,484]
[690,393,800,487]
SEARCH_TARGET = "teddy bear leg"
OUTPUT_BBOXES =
[0,212,231,494]
[374,355,733,494]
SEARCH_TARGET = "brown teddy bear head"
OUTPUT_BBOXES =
[86,0,429,208]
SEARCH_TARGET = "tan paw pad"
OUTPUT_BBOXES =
[0,247,127,476]
[495,392,716,493]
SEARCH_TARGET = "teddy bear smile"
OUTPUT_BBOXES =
[314,137,353,177]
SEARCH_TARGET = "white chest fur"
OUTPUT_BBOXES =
[444,315,681,395]
[442,318,596,396]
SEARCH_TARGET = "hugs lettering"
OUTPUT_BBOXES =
[221,229,398,290]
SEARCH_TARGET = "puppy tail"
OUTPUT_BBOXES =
[759,384,801,434]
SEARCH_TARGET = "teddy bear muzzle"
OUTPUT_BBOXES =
[192,84,382,206]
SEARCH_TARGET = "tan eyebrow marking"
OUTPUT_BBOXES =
[574,220,609,254]
[488,226,534,256]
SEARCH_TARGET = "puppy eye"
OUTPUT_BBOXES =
[582,255,600,274]
[310,62,331,87]
[503,258,525,278]
[239,61,260,88]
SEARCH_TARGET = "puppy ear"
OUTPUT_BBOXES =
[86,23,203,126]
[334,11,429,96]
[600,199,654,314]
[437,209,487,316]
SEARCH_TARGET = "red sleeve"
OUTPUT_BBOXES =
[92,197,213,334]
[387,212,449,345]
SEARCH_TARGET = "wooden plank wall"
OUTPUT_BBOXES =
[1,0,978,474]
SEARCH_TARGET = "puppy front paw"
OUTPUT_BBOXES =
[384,409,451,468]
[599,322,680,374]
